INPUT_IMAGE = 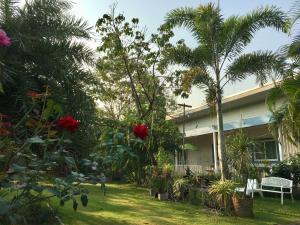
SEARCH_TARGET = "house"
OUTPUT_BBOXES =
[169,83,300,174]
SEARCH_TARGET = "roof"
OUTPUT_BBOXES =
[168,82,275,122]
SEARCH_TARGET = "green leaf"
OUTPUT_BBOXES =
[9,164,27,173]
[80,194,88,207]
[27,136,45,144]
[73,199,78,211]
[0,83,4,94]
[64,156,76,168]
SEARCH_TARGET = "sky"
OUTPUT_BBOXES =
[26,0,296,108]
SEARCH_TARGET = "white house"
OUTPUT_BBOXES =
[169,83,300,174]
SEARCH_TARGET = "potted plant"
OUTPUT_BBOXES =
[208,179,237,214]
[226,129,257,217]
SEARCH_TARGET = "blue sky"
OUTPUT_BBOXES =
[72,0,293,107]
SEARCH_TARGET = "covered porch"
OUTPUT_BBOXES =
[175,123,282,174]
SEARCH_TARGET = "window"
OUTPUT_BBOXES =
[253,139,279,162]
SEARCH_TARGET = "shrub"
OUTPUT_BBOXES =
[208,180,237,214]
[173,178,190,201]
[271,154,300,185]
[191,172,221,188]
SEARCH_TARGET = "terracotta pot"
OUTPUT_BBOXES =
[232,196,253,218]
[158,192,168,200]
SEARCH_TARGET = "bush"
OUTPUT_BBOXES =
[173,178,190,201]
[149,165,173,194]
[190,172,221,188]
[208,180,237,214]
[271,154,300,185]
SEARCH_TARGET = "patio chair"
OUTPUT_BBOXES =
[235,179,263,198]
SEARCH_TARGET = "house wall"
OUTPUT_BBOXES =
[185,133,214,169]
[178,101,269,133]
[279,131,300,160]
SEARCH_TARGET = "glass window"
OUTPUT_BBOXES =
[253,139,279,161]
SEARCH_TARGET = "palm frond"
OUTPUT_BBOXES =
[0,0,19,24]
[226,51,286,85]
[165,6,196,30]
[221,6,288,61]
[290,0,300,26]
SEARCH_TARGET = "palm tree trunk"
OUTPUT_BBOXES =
[216,85,229,180]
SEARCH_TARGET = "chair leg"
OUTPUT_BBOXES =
[291,193,294,202]
[259,191,263,198]
[281,192,283,205]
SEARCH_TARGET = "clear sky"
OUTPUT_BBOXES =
[70,0,293,107]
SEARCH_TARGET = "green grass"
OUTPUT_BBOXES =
[57,183,300,225]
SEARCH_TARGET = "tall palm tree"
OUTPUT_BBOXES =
[165,3,288,179]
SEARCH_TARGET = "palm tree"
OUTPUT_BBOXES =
[267,0,300,146]
[165,3,288,179]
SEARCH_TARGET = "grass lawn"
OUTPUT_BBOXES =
[57,183,300,225]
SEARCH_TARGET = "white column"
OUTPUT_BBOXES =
[278,127,283,161]
[213,130,218,172]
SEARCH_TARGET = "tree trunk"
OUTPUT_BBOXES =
[216,86,229,180]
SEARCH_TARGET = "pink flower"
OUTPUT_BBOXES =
[0,29,11,46]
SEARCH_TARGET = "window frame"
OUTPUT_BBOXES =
[253,139,279,162]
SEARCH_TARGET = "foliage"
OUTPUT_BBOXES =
[0,90,98,224]
[164,2,288,180]
[155,147,174,166]
[172,177,190,201]
[267,74,300,145]
[95,6,175,120]
[271,154,300,185]
[190,172,221,188]
[0,0,99,158]
[149,165,173,193]
[94,7,182,183]
[208,179,237,214]
[225,129,257,197]
[266,2,300,146]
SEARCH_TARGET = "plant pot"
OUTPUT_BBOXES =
[149,189,157,197]
[158,192,168,200]
[232,196,253,218]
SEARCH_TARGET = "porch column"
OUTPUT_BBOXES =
[213,130,218,172]
[175,150,178,166]
[278,127,283,161]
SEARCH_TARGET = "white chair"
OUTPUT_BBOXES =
[235,179,263,198]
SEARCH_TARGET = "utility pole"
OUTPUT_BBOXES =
[177,103,192,164]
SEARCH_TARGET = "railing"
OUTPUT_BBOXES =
[175,164,204,174]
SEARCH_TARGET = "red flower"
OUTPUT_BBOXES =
[0,113,10,119]
[3,164,10,173]
[133,124,148,139]
[0,29,11,46]
[26,90,41,99]
[0,127,10,136]
[57,115,79,133]
[0,122,12,127]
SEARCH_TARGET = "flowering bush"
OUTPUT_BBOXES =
[132,124,148,139]
[0,29,11,46]
[0,89,98,224]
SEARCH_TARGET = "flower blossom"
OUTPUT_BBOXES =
[0,29,11,46]
[57,115,79,133]
[132,124,148,139]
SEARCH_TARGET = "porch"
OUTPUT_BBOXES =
[175,124,283,174]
